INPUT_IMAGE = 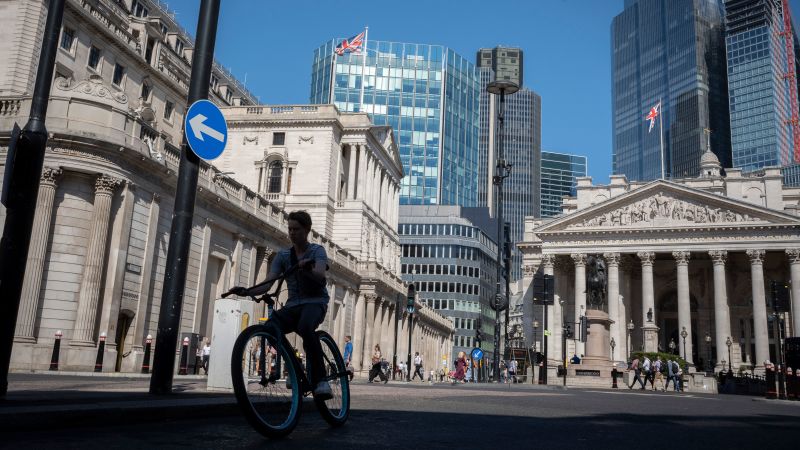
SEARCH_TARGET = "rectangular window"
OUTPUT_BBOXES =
[60,27,75,52]
[87,45,101,69]
[140,83,151,101]
[132,0,148,17]
[164,100,174,120]
[175,39,185,57]
[273,132,286,145]
[112,63,125,86]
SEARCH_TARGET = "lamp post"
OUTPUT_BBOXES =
[487,79,518,383]
[532,319,540,353]
[560,298,568,387]
[392,293,401,380]
[406,284,416,382]
[725,336,732,372]
[627,320,635,362]
[704,332,712,373]
[680,327,688,361]
[610,337,616,363]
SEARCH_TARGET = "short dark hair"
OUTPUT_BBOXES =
[288,210,312,230]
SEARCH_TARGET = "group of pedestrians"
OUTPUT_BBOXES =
[628,355,684,392]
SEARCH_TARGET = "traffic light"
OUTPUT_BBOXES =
[579,315,588,343]
[564,324,573,339]
[475,317,483,344]
[406,284,416,314]
[532,270,545,303]
[544,274,554,304]
[771,280,790,312]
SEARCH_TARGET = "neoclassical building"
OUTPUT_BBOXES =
[519,151,800,380]
[0,0,452,375]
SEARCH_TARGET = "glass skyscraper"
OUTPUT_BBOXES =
[725,0,800,171]
[310,39,480,206]
[476,48,541,281]
[540,151,588,218]
[611,0,731,181]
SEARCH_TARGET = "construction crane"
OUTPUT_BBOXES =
[781,0,800,164]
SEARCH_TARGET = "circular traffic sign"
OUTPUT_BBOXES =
[184,99,228,161]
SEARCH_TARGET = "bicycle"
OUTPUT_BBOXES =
[222,264,350,438]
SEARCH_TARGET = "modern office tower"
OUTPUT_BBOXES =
[476,47,541,281]
[310,39,481,206]
[398,205,499,364]
[725,0,800,171]
[540,151,588,218]
[611,0,731,181]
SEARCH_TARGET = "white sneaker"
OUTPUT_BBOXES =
[314,381,333,400]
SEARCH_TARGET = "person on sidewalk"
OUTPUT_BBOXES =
[342,335,353,381]
[628,356,645,389]
[665,359,681,392]
[201,341,211,375]
[368,344,388,383]
[412,352,424,381]
[653,356,665,391]
[642,355,653,389]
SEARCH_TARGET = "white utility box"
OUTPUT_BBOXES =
[207,298,256,391]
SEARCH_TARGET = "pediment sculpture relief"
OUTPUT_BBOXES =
[567,192,764,229]
[55,74,128,105]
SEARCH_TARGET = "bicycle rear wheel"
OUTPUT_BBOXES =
[231,324,301,438]
[314,331,350,427]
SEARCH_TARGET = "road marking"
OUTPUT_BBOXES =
[584,390,718,400]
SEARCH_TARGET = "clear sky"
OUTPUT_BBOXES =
[163,0,800,184]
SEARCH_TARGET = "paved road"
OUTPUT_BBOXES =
[4,382,798,449]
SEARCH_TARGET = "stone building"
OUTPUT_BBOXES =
[0,0,452,375]
[519,150,800,383]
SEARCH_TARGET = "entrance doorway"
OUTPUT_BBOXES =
[199,256,226,339]
[114,309,135,371]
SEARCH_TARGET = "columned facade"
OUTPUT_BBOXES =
[520,170,800,384]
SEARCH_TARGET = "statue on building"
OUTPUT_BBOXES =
[586,254,607,310]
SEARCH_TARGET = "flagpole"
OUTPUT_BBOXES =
[659,98,665,179]
[359,26,369,108]
[328,38,337,104]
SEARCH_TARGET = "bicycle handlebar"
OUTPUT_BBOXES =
[221,262,302,302]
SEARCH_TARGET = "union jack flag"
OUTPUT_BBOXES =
[646,102,661,133]
[335,31,365,56]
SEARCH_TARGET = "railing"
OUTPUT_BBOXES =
[717,370,767,396]
[0,98,23,116]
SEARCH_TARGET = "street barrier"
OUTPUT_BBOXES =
[49,330,62,371]
[141,335,152,374]
[178,337,189,375]
[94,332,106,372]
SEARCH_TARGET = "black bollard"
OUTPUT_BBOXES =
[94,333,106,372]
[141,335,152,374]
[612,368,619,389]
[178,337,189,375]
[765,367,777,399]
[49,330,62,371]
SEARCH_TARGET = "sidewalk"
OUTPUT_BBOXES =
[0,372,239,431]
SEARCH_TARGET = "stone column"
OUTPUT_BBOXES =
[747,249,769,371]
[709,250,732,370]
[356,145,367,200]
[787,249,800,336]
[347,144,357,200]
[603,252,621,363]
[15,167,62,341]
[351,293,366,371]
[637,251,658,352]
[361,294,378,372]
[673,251,693,364]
[73,175,121,344]
[571,253,587,356]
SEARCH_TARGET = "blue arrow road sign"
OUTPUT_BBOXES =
[185,99,227,161]
[471,347,484,361]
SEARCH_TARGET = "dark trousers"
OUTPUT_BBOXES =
[272,303,327,386]
[369,362,387,382]
[646,370,655,387]
[412,364,424,380]
[202,355,209,374]
[629,368,645,388]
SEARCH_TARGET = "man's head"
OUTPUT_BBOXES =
[415,352,419,356]
[287,210,312,245]
[345,335,351,343]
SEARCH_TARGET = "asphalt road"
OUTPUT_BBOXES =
[4,382,798,449]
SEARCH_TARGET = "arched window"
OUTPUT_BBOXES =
[267,160,283,193]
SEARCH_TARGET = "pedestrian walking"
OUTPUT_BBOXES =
[453,351,467,383]
[642,355,653,389]
[628,356,645,389]
[665,359,681,392]
[412,352,424,381]
[368,344,388,383]
[201,341,211,375]
[653,356,665,391]
[342,335,353,381]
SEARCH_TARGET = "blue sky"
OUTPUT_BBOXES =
[164,0,800,184]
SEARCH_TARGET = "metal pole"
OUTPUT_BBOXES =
[406,314,413,382]
[392,295,400,380]
[492,88,506,383]
[541,303,548,384]
[150,0,220,395]
[0,0,66,398]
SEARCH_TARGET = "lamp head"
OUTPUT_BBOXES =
[680,326,688,339]
[725,336,732,348]
[646,308,653,322]
[627,320,635,331]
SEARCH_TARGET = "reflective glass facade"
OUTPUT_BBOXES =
[725,0,799,171]
[310,39,480,206]
[612,0,731,181]
[540,151,588,218]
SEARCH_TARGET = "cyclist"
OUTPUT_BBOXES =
[231,210,332,400]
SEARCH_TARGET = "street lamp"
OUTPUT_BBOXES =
[626,320,635,361]
[406,283,416,382]
[532,319,540,352]
[646,308,653,323]
[704,332,712,373]
[680,327,688,361]
[725,336,732,372]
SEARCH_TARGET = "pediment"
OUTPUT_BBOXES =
[54,75,129,106]
[537,180,800,233]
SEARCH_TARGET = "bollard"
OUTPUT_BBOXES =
[765,367,777,399]
[611,368,619,389]
[141,335,153,374]
[789,369,798,401]
[49,330,63,371]
[178,337,189,375]
[94,332,106,372]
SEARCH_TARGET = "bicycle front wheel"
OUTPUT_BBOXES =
[231,324,301,438]
[314,331,350,427]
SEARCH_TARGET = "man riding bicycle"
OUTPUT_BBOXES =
[229,210,332,400]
